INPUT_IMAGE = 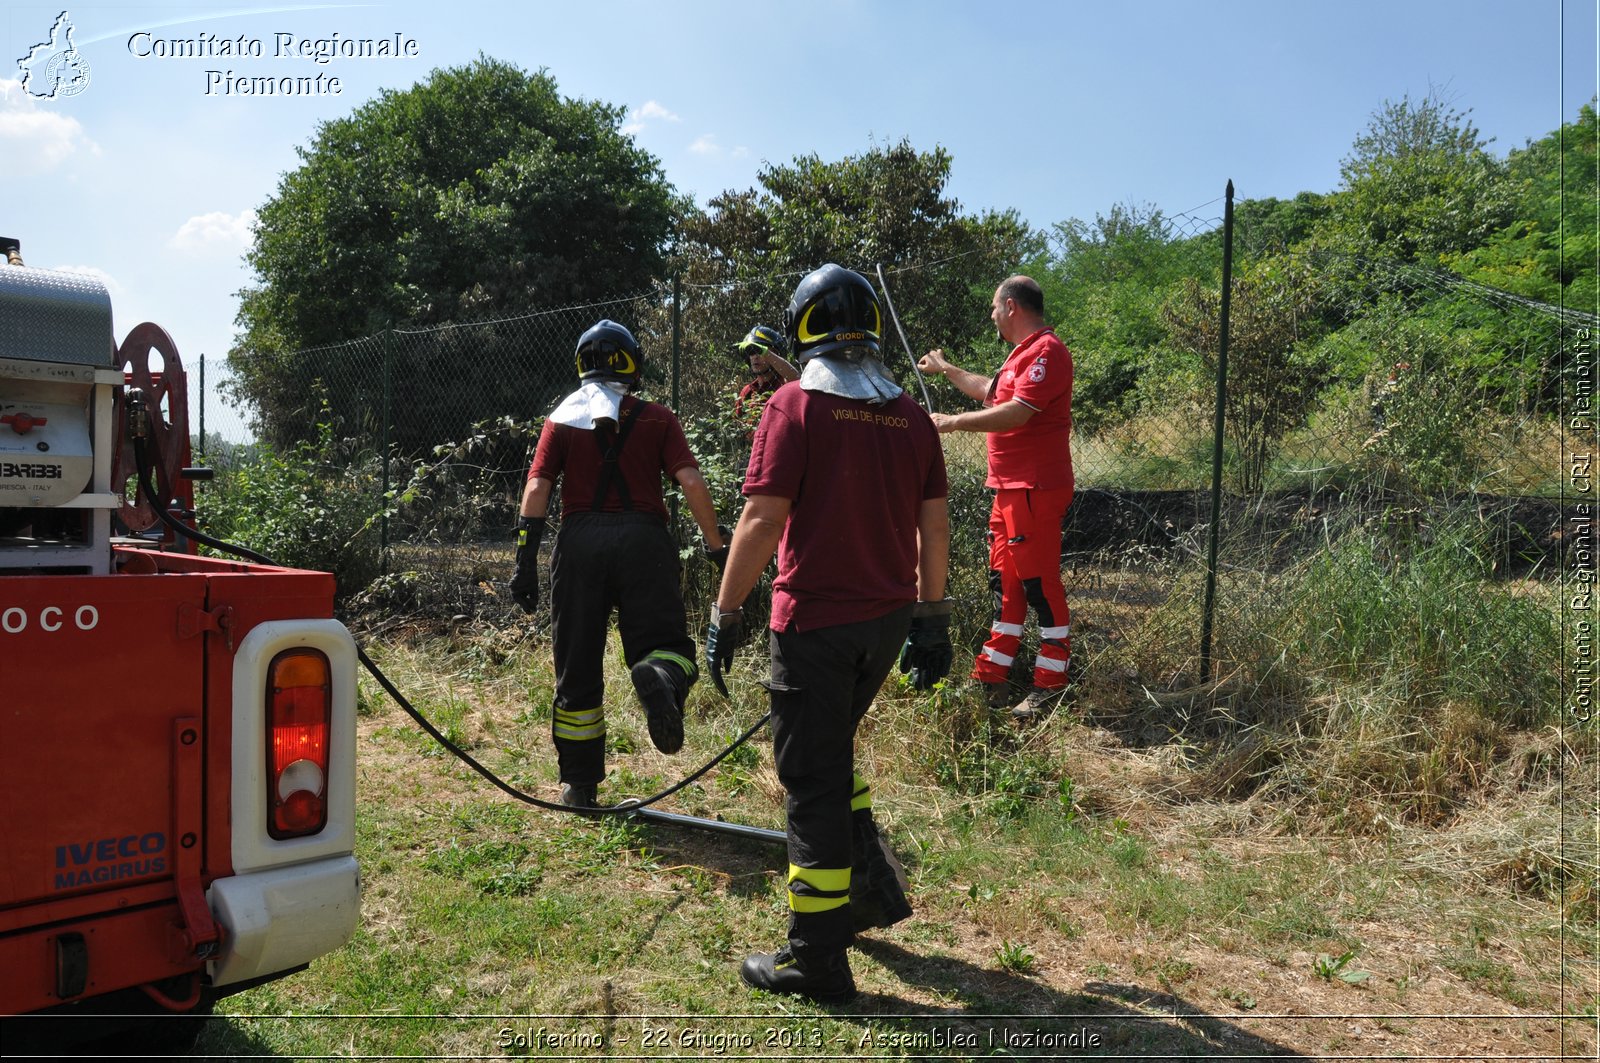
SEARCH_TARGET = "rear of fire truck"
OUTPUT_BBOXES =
[0,240,360,1050]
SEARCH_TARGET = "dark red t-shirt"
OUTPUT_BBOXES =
[734,376,778,427]
[528,395,697,519]
[743,384,948,632]
[986,328,1073,490]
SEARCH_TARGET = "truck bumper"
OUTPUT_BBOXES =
[206,855,359,987]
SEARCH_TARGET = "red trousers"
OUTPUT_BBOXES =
[971,486,1072,690]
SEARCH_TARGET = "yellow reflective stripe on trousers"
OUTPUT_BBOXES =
[787,864,851,913]
[851,773,872,813]
[643,649,698,681]
[553,705,605,742]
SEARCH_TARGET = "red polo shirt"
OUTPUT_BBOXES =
[985,328,1073,490]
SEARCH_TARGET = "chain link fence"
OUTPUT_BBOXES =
[191,189,1586,710]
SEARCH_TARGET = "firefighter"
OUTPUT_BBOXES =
[731,324,799,433]
[511,320,728,808]
[707,265,951,1003]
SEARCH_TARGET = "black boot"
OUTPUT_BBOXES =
[739,945,856,1004]
[630,658,687,754]
[559,782,599,812]
[851,813,912,933]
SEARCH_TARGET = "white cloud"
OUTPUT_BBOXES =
[636,100,680,122]
[0,78,96,174]
[623,99,681,136]
[169,210,257,254]
[689,133,720,155]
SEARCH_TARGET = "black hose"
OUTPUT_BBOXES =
[130,435,771,819]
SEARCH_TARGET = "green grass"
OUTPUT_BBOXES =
[179,559,1589,1059]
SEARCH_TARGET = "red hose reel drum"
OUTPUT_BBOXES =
[112,322,194,539]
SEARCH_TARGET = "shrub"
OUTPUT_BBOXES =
[199,419,384,597]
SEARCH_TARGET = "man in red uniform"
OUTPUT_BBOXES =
[918,275,1073,722]
[510,320,728,809]
[708,265,951,1003]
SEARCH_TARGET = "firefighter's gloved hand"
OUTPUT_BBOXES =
[510,516,546,614]
[898,599,954,690]
[704,525,732,572]
[706,606,747,697]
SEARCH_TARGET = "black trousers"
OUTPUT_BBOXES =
[767,603,913,960]
[549,512,694,785]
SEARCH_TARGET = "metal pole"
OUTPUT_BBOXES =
[198,353,206,464]
[380,331,392,572]
[1199,180,1235,682]
[671,274,682,411]
[625,805,786,846]
[875,263,935,412]
[670,275,682,531]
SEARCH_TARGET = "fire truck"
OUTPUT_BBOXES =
[0,241,360,1047]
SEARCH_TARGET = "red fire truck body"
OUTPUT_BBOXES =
[0,249,359,1033]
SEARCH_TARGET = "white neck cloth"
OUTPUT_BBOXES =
[549,381,629,430]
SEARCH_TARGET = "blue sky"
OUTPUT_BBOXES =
[4,1,1596,438]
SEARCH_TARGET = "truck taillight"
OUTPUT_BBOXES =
[267,649,331,839]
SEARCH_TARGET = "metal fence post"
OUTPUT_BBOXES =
[670,275,682,531]
[198,353,206,463]
[672,274,682,412]
[1199,179,1235,682]
[381,329,392,571]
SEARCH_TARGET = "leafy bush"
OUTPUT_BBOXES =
[1361,365,1486,496]
[199,419,384,597]
[1163,255,1332,492]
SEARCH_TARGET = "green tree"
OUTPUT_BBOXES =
[669,139,1037,416]
[1035,202,1218,433]
[229,56,677,450]
[1450,101,1599,314]
[1163,255,1329,492]
[1232,192,1330,256]
[1317,91,1516,264]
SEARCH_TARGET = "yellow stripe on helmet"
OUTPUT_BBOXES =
[796,303,828,345]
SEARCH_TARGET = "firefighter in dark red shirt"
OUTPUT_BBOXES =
[707,265,951,1003]
[510,320,728,809]
[731,325,798,433]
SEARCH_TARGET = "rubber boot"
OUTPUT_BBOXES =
[739,945,856,1004]
[559,781,598,813]
[630,657,688,754]
[850,812,912,933]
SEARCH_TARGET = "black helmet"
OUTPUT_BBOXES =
[733,324,787,359]
[783,264,882,364]
[575,319,643,389]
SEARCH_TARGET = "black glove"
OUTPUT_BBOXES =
[510,516,546,614]
[898,599,954,691]
[705,606,748,697]
[704,525,732,572]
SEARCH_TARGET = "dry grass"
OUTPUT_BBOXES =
[183,541,1598,1059]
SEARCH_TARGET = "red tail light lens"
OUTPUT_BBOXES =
[267,649,331,839]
